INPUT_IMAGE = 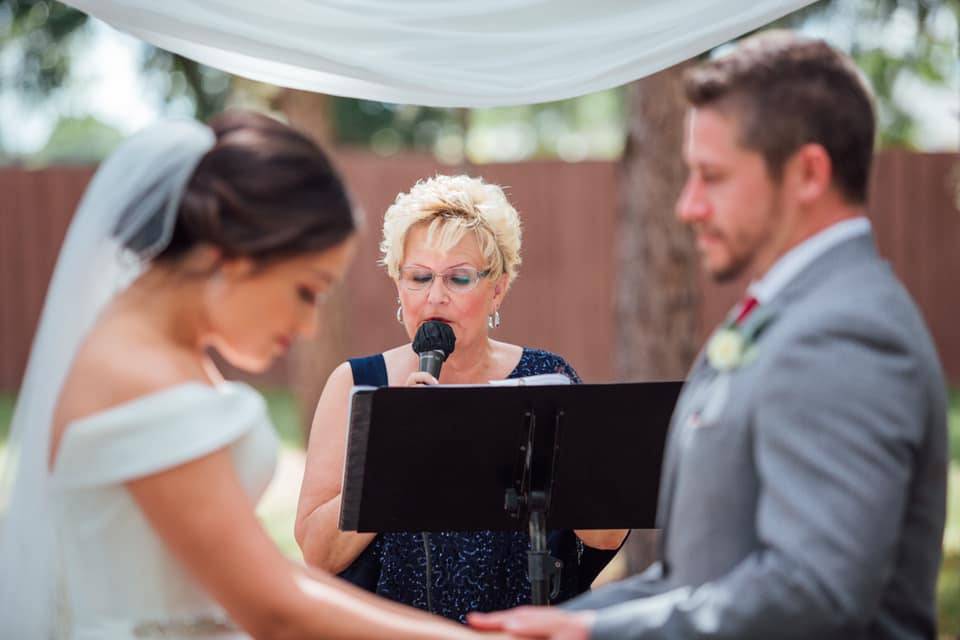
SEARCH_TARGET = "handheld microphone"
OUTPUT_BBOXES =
[412,321,456,379]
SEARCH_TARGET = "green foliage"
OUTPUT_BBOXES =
[258,498,300,559]
[950,388,960,465]
[772,0,960,149]
[940,554,960,635]
[0,0,89,96]
[0,393,14,444]
[236,388,304,557]
[261,387,304,449]
[142,47,232,122]
[333,99,462,155]
[333,89,626,163]
[0,0,232,119]
[3,0,956,158]
[468,89,626,161]
[30,115,124,164]
[334,0,958,157]
[939,390,959,634]
[942,488,960,634]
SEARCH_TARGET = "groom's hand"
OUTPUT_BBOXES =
[467,607,595,640]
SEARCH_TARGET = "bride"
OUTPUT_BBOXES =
[0,110,498,639]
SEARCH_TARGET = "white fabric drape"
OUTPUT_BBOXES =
[63,0,817,107]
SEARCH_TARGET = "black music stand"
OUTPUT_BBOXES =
[339,381,682,605]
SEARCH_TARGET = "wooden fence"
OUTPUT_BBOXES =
[1,151,958,394]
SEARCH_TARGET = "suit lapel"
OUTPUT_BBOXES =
[655,297,738,535]
[654,351,715,559]
[652,231,880,570]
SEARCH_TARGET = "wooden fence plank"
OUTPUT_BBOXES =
[2,151,958,391]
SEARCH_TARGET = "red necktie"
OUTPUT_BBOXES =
[734,295,759,325]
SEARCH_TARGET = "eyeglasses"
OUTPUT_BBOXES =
[399,266,490,293]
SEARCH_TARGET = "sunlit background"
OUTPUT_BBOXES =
[1,0,958,163]
[1,0,958,634]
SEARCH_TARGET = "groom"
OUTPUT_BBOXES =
[470,31,948,639]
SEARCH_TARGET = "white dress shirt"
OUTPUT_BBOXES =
[748,217,872,305]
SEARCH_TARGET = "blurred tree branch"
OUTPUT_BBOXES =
[0,0,231,119]
[770,0,960,148]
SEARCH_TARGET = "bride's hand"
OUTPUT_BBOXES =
[405,371,439,386]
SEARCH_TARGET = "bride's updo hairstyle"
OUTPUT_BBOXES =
[152,110,356,264]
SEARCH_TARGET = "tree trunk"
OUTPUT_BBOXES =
[616,63,702,576]
[273,89,335,146]
[274,90,349,443]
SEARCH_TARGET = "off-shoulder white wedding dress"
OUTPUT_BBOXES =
[49,381,277,639]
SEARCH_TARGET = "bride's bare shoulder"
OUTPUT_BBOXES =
[50,319,207,460]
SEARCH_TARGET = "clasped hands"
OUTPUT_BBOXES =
[468,608,596,640]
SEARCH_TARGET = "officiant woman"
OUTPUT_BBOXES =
[295,174,627,622]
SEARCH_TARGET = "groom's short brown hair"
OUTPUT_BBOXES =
[684,31,876,204]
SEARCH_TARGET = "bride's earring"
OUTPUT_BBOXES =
[396,299,404,325]
[488,309,501,329]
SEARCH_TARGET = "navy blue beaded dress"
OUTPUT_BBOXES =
[339,348,619,622]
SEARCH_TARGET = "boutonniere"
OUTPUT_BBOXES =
[706,306,777,372]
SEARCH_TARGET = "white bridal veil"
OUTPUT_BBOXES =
[0,121,215,638]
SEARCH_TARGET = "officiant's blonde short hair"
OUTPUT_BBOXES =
[380,174,522,286]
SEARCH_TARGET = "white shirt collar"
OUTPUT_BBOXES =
[748,217,872,304]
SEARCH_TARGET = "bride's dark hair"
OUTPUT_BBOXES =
[158,110,356,263]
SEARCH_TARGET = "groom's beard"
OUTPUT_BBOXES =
[702,188,787,284]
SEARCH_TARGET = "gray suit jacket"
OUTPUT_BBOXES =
[564,233,948,639]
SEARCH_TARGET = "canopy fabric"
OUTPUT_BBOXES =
[64,0,817,107]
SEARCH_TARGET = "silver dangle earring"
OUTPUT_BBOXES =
[488,309,501,329]
[396,299,404,325]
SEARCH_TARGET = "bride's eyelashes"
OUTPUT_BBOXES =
[297,284,333,307]
[297,284,319,305]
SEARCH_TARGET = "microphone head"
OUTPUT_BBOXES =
[412,321,456,359]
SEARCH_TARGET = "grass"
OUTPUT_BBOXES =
[258,388,307,557]
[0,395,15,493]
[942,493,960,637]
[948,389,960,553]
[941,389,960,637]
[0,388,958,631]
[0,395,13,443]
[262,387,307,449]
[950,389,960,467]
